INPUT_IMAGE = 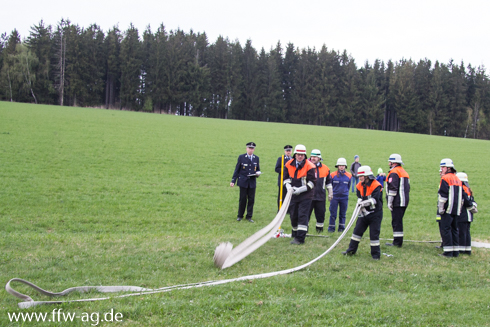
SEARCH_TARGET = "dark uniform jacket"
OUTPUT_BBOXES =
[357,179,383,215]
[312,162,332,202]
[275,155,292,186]
[231,154,260,188]
[386,165,410,207]
[283,158,317,201]
[438,173,462,216]
[460,184,476,222]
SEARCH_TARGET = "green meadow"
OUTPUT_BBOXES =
[1,101,490,326]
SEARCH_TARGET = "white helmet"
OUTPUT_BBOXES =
[357,165,374,176]
[440,158,455,168]
[310,149,322,159]
[388,153,404,165]
[293,144,307,156]
[456,172,468,182]
[335,157,347,167]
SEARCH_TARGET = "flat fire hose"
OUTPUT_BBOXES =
[214,188,294,269]
[6,200,362,309]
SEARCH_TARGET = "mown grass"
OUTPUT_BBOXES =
[1,101,489,326]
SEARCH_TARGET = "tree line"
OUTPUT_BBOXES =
[1,20,490,139]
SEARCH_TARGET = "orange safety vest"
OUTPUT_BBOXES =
[463,185,472,197]
[440,173,462,188]
[387,165,409,180]
[357,179,383,197]
[331,170,352,179]
[285,159,316,179]
[317,164,330,178]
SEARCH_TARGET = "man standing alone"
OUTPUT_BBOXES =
[231,142,261,223]
[385,154,410,248]
[350,155,361,193]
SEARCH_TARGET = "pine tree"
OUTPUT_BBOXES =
[26,20,56,104]
[265,42,285,122]
[104,27,122,108]
[412,59,432,134]
[208,35,230,118]
[52,19,70,106]
[228,40,244,120]
[317,45,336,126]
[241,39,259,120]
[119,24,142,110]
[148,24,169,113]
[428,61,450,135]
[445,61,467,136]
[282,43,298,123]
[185,31,210,117]
[358,61,384,129]
[383,60,397,131]
[80,24,106,106]
[64,24,85,106]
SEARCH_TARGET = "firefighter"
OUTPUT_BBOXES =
[308,149,333,233]
[438,158,463,257]
[456,172,478,255]
[328,158,352,233]
[283,144,317,245]
[230,142,261,223]
[275,145,293,211]
[385,154,410,247]
[342,166,383,260]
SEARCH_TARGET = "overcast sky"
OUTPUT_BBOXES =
[3,0,489,69]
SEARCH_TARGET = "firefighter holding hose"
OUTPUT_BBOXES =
[283,144,317,245]
[342,166,383,260]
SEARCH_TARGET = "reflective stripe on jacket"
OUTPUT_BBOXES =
[439,173,462,216]
[331,170,352,198]
[387,165,410,207]
[312,162,332,201]
[357,179,383,214]
[284,159,317,200]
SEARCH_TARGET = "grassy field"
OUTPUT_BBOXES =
[1,101,490,326]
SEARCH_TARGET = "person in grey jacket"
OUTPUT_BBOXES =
[350,155,361,193]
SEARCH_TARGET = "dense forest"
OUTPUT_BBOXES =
[1,20,490,139]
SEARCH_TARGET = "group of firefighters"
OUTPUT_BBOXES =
[231,142,478,260]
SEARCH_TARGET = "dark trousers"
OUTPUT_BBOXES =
[328,197,348,232]
[391,206,407,246]
[458,221,471,254]
[238,186,256,219]
[308,200,326,227]
[277,185,288,211]
[345,211,382,259]
[439,213,459,257]
[290,198,312,243]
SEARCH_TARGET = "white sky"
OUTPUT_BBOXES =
[3,0,489,69]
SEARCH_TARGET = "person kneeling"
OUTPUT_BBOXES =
[342,166,383,260]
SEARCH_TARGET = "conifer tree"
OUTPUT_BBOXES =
[104,27,121,108]
[119,24,142,110]
[241,39,258,120]
[26,20,56,104]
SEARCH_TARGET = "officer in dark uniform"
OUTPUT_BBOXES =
[231,142,261,222]
[275,145,293,211]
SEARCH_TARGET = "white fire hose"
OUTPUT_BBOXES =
[6,195,362,309]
